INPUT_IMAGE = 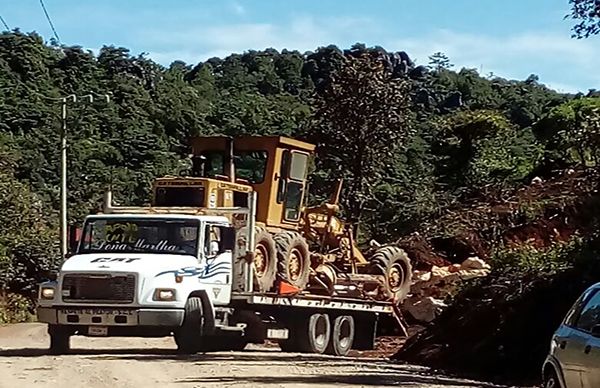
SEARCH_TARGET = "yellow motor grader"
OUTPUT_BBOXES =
[151,135,412,303]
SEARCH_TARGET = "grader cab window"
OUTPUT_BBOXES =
[192,150,267,184]
[278,150,309,222]
[235,151,268,183]
[197,151,225,178]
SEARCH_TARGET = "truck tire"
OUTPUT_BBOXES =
[326,315,355,356]
[299,313,331,354]
[175,297,204,354]
[274,231,311,290]
[236,226,277,292]
[48,324,70,355]
[369,246,412,302]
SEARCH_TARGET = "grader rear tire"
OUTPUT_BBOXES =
[236,226,277,292]
[369,246,412,303]
[274,231,311,290]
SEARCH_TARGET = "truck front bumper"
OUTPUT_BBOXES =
[37,306,184,327]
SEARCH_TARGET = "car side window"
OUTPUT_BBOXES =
[574,289,600,332]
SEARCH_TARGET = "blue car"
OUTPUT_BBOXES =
[543,282,600,388]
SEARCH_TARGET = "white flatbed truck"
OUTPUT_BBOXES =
[36,192,401,355]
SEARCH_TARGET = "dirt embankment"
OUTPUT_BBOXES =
[398,168,600,268]
[392,168,600,386]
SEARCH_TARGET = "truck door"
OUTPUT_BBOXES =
[200,223,233,305]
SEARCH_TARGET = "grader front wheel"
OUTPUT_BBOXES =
[274,231,311,290]
[369,246,412,302]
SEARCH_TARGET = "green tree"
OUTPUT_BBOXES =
[428,52,454,70]
[535,97,600,166]
[308,53,414,226]
[568,0,600,38]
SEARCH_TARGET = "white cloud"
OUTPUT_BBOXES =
[388,29,600,93]
[141,17,599,93]
[145,16,375,64]
[229,1,245,16]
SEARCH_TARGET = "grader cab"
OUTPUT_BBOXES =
[150,135,412,304]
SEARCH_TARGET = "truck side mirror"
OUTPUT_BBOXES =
[42,269,58,281]
[68,224,80,255]
[221,227,236,253]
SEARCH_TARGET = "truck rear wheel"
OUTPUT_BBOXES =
[326,315,355,356]
[369,246,412,302]
[274,231,311,290]
[236,226,277,292]
[278,313,331,354]
[175,297,204,354]
[48,324,70,355]
[300,313,331,354]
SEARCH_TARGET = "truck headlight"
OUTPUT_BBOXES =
[154,288,176,301]
[40,287,55,300]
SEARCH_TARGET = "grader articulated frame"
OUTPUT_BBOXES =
[150,135,412,303]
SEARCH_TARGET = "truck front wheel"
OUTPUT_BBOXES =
[48,324,71,355]
[174,297,204,354]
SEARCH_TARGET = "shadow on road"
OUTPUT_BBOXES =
[173,373,499,387]
[0,347,503,387]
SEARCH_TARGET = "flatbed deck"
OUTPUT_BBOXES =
[231,292,394,314]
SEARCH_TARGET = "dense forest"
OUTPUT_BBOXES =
[1,30,599,314]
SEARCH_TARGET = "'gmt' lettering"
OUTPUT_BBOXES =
[90,257,140,263]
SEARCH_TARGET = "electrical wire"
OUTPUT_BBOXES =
[0,15,9,31]
[38,0,60,42]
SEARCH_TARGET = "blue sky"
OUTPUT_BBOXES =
[2,0,599,92]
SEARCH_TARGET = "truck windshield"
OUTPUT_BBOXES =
[78,218,199,255]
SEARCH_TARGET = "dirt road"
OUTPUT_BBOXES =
[0,323,503,388]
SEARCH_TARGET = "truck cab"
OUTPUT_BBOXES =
[37,210,244,354]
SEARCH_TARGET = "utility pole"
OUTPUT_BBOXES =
[57,92,110,263]
[60,95,75,260]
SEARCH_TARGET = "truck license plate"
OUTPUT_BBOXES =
[88,326,108,336]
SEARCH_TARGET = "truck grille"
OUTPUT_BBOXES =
[61,274,136,304]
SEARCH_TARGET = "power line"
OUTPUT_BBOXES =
[0,15,9,31]
[38,0,60,42]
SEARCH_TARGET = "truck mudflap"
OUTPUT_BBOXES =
[37,307,184,327]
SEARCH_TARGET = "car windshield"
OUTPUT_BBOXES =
[78,218,199,255]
